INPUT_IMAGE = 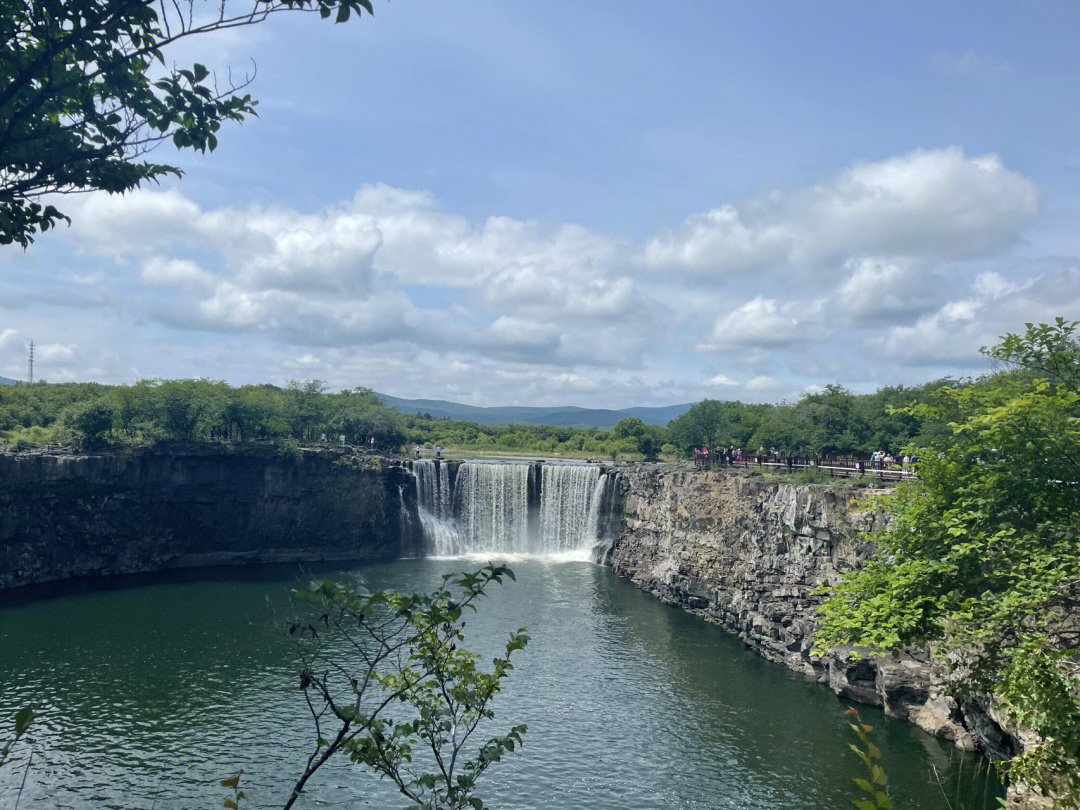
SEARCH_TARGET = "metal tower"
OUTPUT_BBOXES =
[27,340,34,384]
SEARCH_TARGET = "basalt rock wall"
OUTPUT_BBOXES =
[0,447,424,589]
[606,468,1003,753]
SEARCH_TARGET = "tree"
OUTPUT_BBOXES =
[612,416,662,457]
[0,0,376,248]
[284,565,528,810]
[667,399,725,452]
[60,398,115,447]
[816,319,1080,804]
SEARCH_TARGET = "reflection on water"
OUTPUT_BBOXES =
[0,560,1002,809]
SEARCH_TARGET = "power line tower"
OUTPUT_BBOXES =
[27,340,34,384]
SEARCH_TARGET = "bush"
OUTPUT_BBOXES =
[275,438,304,464]
[790,467,836,485]
[60,400,115,448]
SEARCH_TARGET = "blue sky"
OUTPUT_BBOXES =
[1,0,1078,405]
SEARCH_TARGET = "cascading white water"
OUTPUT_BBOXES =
[411,460,616,559]
[412,460,460,555]
[453,462,531,555]
[539,464,609,556]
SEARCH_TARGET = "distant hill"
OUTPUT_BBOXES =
[375,393,694,429]
[0,376,16,385]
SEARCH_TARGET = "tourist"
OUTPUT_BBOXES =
[339,433,346,447]
[435,445,442,459]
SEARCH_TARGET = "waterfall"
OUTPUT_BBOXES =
[411,460,617,560]
[412,459,459,555]
[539,464,609,555]
[453,462,531,555]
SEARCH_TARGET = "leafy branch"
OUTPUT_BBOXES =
[282,564,528,810]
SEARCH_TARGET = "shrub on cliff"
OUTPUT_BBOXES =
[816,319,1080,805]
[60,400,116,449]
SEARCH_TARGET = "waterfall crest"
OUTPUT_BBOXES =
[411,460,617,560]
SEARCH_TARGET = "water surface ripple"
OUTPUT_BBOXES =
[0,560,1001,808]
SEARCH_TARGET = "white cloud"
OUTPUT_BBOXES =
[874,261,1080,368]
[834,258,938,320]
[141,257,213,288]
[37,343,76,363]
[706,296,803,349]
[642,147,1038,274]
[705,373,738,386]
[745,375,783,393]
[12,148,1073,406]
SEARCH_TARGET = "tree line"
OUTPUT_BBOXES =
[1,375,974,459]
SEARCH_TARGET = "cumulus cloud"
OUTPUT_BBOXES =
[834,258,939,321]
[873,261,1080,368]
[703,296,825,351]
[641,147,1038,274]
[6,148,1071,406]
[745,375,784,393]
[705,373,738,386]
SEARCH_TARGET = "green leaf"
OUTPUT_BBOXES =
[14,707,33,737]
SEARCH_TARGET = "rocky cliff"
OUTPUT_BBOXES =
[0,447,425,589]
[606,467,1016,757]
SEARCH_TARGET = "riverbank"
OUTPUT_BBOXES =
[606,466,1049,804]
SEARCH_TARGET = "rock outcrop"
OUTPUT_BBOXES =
[606,467,990,750]
[0,446,424,589]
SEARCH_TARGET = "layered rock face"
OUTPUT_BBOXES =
[0,447,424,589]
[606,468,994,751]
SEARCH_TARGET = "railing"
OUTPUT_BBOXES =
[692,451,918,481]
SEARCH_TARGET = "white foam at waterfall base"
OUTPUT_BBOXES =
[411,460,614,560]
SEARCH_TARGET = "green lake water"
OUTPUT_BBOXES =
[0,559,1001,809]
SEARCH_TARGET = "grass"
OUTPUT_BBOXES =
[0,424,60,450]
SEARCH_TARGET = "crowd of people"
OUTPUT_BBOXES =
[691,446,919,473]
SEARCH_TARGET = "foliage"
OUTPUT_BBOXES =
[817,320,1080,804]
[60,398,116,448]
[0,0,377,248]
[0,379,410,450]
[274,437,303,464]
[0,371,995,460]
[789,466,840,485]
[0,706,34,809]
[0,707,33,769]
[283,565,528,810]
[220,769,245,810]
[844,708,892,810]
[666,382,952,458]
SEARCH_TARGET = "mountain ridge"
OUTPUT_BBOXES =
[374,392,693,428]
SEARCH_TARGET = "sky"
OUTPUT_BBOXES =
[1,0,1078,406]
